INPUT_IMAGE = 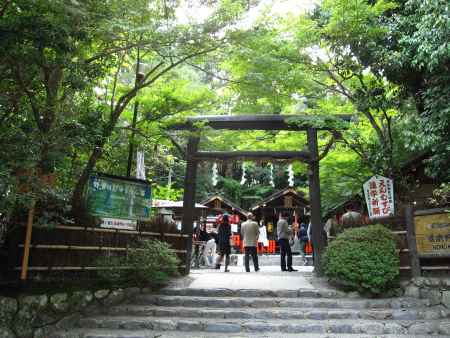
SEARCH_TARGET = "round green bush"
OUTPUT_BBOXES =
[323,224,399,295]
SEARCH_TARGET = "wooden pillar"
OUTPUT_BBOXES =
[181,134,200,275]
[405,204,421,277]
[307,128,324,275]
[20,200,36,280]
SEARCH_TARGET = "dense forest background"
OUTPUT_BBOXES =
[0,0,448,225]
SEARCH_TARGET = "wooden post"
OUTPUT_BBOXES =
[181,134,200,275]
[20,200,36,280]
[307,128,324,275]
[405,204,421,277]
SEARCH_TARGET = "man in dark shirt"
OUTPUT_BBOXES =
[277,212,297,272]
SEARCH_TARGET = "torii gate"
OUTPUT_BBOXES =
[170,114,350,275]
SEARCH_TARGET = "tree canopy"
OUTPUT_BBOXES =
[0,0,448,225]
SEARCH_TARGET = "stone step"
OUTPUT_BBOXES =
[77,316,450,335]
[107,304,446,321]
[133,294,431,310]
[157,287,346,298]
[51,328,450,338]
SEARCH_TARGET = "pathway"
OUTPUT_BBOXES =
[188,265,314,290]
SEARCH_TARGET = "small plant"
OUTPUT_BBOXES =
[95,239,180,287]
[323,224,399,295]
[95,254,128,286]
[127,239,180,287]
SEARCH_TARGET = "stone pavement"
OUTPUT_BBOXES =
[52,265,450,338]
[187,265,315,290]
[230,253,313,267]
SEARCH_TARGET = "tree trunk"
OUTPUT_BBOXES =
[71,143,104,224]
[71,95,133,223]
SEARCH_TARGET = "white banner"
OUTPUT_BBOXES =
[258,225,269,247]
[363,175,395,219]
[100,218,137,230]
[136,150,146,180]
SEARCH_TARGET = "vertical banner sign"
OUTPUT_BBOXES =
[86,174,152,227]
[363,175,395,219]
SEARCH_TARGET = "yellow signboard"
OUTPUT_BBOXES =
[415,211,450,257]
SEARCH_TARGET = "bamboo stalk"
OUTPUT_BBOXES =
[20,200,35,280]
[22,224,188,237]
[17,244,187,253]
[391,231,407,235]
[15,265,187,271]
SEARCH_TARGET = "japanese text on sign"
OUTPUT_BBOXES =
[363,176,395,218]
[86,174,152,221]
[415,211,450,257]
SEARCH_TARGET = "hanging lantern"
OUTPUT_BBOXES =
[288,164,294,187]
[212,163,218,186]
[240,162,246,185]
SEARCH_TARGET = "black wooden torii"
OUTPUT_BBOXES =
[170,114,351,275]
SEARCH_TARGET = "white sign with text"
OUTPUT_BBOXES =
[363,175,395,219]
[100,218,137,230]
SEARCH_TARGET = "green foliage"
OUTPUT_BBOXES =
[95,239,180,287]
[1,0,448,227]
[95,255,128,285]
[429,183,450,208]
[127,239,180,287]
[323,224,400,295]
[153,185,184,201]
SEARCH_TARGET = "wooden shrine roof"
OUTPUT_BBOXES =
[250,188,310,211]
[201,195,249,218]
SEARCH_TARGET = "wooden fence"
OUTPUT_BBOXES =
[5,223,188,281]
[3,206,448,282]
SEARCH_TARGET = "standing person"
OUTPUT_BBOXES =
[298,222,309,265]
[203,237,217,267]
[277,212,297,272]
[215,214,231,272]
[241,213,260,272]
[193,223,209,267]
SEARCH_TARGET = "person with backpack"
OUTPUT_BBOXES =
[215,214,231,272]
[277,212,297,272]
[298,222,309,265]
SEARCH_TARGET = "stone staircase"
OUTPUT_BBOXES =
[53,287,450,338]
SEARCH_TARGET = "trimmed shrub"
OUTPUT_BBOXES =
[95,254,128,286]
[95,239,180,287]
[127,239,180,287]
[323,224,399,295]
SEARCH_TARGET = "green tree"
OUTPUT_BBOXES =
[0,0,256,222]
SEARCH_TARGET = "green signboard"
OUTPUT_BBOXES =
[86,173,152,220]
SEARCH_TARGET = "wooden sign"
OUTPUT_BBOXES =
[363,175,395,218]
[284,195,293,208]
[415,209,450,257]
